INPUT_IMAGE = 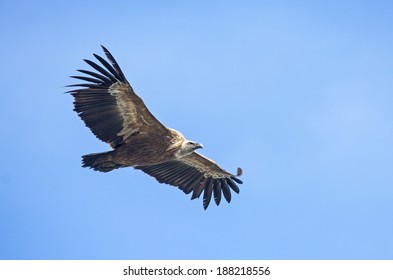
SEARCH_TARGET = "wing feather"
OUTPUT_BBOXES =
[101,45,127,81]
[93,53,123,81]
[184,175,205,195]
[77,69,113,84]
[70,75,105,84]
[83,59,117,82]
[213,180,222,205]
[226,178,240,194]
[191,180,206,200]
[220,179,231,203]
[202,178,214,209]
[180,171,204,194]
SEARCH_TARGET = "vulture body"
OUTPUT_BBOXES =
[68,46,243,209]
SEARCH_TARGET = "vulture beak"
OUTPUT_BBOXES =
[195,143,204,149]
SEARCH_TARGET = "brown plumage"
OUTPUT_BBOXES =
[67,46,243,209]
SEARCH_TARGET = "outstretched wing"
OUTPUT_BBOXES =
[136,152,243,209]
[67,45,168,148]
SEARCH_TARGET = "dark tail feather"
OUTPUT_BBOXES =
[82,151,124,172]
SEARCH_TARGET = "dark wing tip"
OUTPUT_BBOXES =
[202,178,214,210]
[99,45,127,82]
[236,167,243,177]
[101,45,109,53]
[227,178,240,194]
[232,176,243,184]
[213,180,222,206]
[220,179,231,203]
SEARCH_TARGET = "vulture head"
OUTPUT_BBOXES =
[176,140,203,157]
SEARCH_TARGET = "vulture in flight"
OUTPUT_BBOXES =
[68,46,243,209]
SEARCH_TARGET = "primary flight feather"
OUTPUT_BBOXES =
[68,46,243,209]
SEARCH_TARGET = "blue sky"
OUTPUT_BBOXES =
[1,0,392,259]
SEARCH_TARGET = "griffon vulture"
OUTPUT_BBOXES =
[68,46,243,209]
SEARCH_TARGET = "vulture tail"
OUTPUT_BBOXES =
[82,151,124,172]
